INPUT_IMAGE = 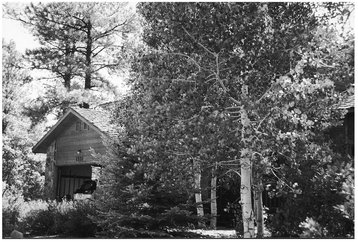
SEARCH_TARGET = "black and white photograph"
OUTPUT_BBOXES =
[2,1,355,239]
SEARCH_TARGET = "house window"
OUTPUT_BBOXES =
[76,150,83,162]
[76,121,89,131]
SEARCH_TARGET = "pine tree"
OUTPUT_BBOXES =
[5,2,139,122]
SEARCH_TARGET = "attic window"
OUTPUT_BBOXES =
[76,121,89,131]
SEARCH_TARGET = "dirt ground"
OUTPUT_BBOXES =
[188,229,238,238]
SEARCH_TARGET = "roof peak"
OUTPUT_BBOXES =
[33,106,119,153]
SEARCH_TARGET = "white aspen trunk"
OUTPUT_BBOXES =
[254,182,264,238]
[210,164,217,229]
[193,160,205,227]
[241,157,255,238]
[240,106,255,238]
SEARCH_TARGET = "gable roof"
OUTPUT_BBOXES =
[32,107,118,154]
[71,107,118,136]
[338,95,354,110]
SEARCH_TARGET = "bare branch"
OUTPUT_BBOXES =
[270,168,295,192]
[93,20,129,41]
[256,75,277,104]
[218,159,241,164]
[92,46,107,58]
[255,111,272,132]
[172,78,196,84]
[181,26,217,56]
[223,169,241,177]
[159,51,202,73]
[91,63,119,73]
[174,114,199,122]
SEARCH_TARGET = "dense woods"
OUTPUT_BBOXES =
[2,2,354,238]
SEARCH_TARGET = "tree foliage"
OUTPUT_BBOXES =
[133,2,354,237]
[2,40,45,199]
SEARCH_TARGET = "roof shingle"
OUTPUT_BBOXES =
[72,107,119,137]
[338,95,354,109]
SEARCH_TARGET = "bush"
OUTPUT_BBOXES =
[2,205,19,238]
[2,197,98,238]
[265,157,354,238]
[20,209,56,236]
[59,201,98,237]
[299,218,326,238]
[2,188,24,238]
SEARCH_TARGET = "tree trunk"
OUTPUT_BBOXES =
[63,39,77,92]
[241,157,255,238]
[85,20,92,90]
[210,164,217,229]
[193,160,205,227]
[254,180,264,238]
[240,107,255,238]
[63,40,72,91]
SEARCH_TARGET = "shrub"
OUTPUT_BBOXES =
[19,209,56,236]
[2,188,24,238]
[17,199,49,219]
[265,157,354,238]
[59,201,98,237]
[2,197,98,238]
[160,206,199,228]
[16,200,58,236]
[299,218,326,238]
[2,204,20,238]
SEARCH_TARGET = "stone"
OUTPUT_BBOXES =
[10,230,23,239]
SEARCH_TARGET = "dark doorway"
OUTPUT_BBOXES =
[56,165,91,199]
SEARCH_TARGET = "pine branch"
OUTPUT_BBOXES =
[92,20,129,41]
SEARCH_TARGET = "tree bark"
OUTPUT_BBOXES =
[240,107,255,238]
[63,39,77,91]
[210,164,217,229]
[193,160,205,227]
[254,180,264,238]
[241,157,255,238]
[85,20,93,90]
[63,40,72,91]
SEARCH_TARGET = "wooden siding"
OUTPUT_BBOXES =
[55,117,106,166]
[344,111,354,156]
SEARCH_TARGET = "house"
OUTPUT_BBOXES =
[32,107,117,200]
[338,94,354,157]
[328,94,355,157]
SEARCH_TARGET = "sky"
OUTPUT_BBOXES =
[2,17,39,53]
